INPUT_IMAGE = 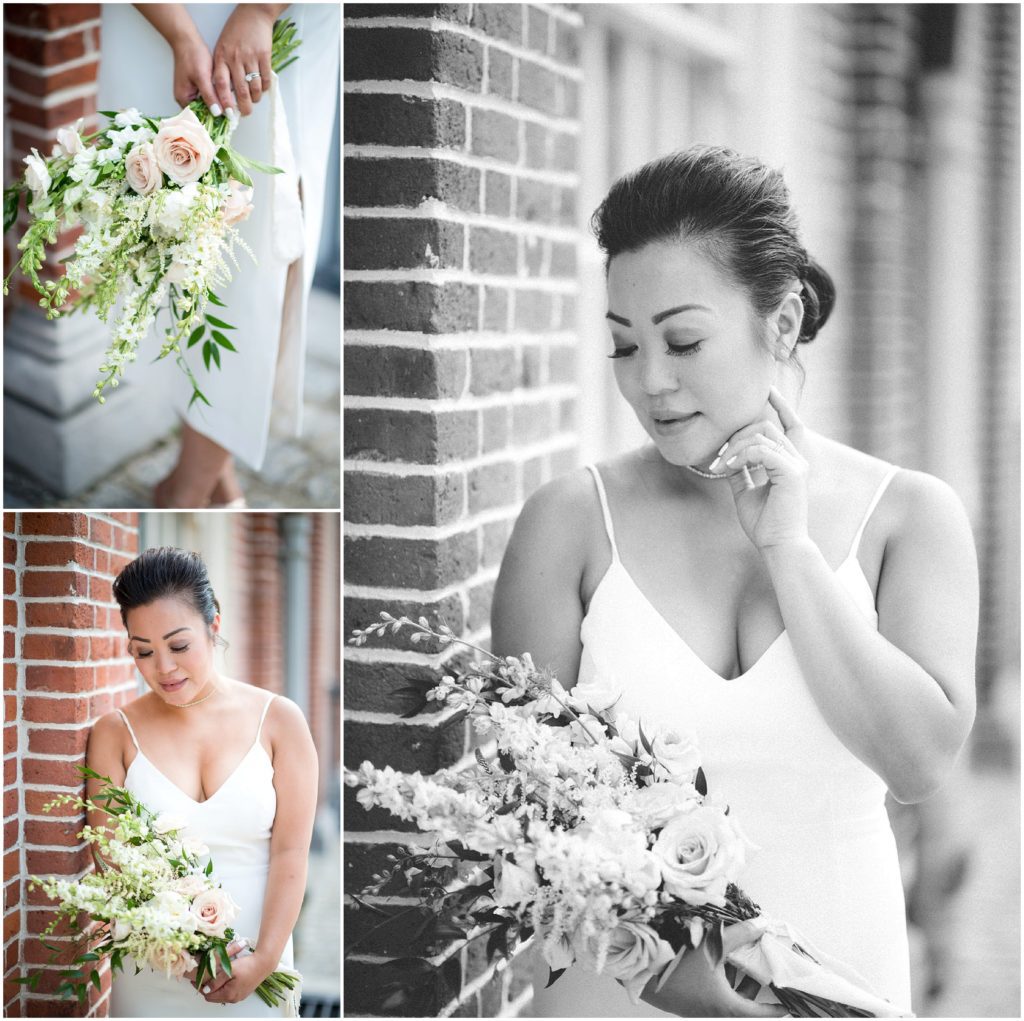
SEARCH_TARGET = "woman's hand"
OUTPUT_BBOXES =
[197,943,272,1005]
[716,386,810,552]
[171,33,220,112]
[211,5,280,116]
[640,921,787,1018]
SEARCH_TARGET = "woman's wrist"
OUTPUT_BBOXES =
[247,944,280,978]
[758,535,820,570]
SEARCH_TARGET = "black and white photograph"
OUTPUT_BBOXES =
[343,4,1020,1019]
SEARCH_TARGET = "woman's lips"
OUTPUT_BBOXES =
[651,411,700,436]
[159,678,188,692]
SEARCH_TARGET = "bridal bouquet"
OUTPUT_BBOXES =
[2,18,300,410]
[345,614,913,1018]
[18,767,300,1010]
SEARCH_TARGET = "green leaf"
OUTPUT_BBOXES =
[207,290,226,307]
[188,385,212,410]
[187,324,205,348]
[4,187,21,235]
[97,110,119,118]
[638,721,654,757]
[205,315,235,330]
[232,151,283,176]
[205,858,214,876]
[216,942,233,977]
[210,342,221,370]
[90,969,101,992]
[211,330,236,352]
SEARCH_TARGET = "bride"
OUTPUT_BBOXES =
[492,146,978,1017]
[87,546,318,1016]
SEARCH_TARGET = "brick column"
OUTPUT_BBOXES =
[343,3,581,1015]
[308,515,340,809]
[3,511,139,1018]
[3,4,175,497]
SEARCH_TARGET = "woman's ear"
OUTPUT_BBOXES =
[210,612,221,637]
[774,290,804,359]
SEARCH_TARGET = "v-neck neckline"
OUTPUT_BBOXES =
[126,740,269,806]
[597,552,867,683]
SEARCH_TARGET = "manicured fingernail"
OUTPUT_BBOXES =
[725,455,737,467]
[709,457,721,472]
[742,466,755,490]
[716,442,728,456]
[210,103,222,117]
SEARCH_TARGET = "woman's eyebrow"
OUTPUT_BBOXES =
[606,303,712,328]
[127,626,192,643]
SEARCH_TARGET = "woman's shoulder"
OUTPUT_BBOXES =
[510,464,606,552]
[813,434,973,549]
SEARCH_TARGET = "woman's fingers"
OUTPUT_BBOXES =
[212,59,235,114]
[768,384,804,436]
[232,61,255,114]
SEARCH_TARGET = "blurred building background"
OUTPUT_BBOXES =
[343,3,1019,1017]
[2,4,341,508]
[3,510,340,1017]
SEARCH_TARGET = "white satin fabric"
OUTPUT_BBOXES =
[98,4,339,468]
[530,464,911,1017]
[108,695,296,1018]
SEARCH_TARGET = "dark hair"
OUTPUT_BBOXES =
[591,145,836,345]
[113,547,221,636]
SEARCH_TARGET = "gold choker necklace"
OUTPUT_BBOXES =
[172,684,219,709]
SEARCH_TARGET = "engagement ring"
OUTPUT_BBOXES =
[244,71,261,82]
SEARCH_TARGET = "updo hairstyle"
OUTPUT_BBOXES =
[591,145,836,347]
[113,546,226,647]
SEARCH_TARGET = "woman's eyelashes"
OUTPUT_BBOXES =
[608,341,703,359]
[135,645,190,658]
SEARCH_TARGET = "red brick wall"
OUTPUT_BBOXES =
[308,515,340,807]
[4,512,139,1018]
[343,3,581,1015]
[229,514,285,696]
[3,4,101,311]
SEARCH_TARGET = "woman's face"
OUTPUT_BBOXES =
[125,597,219,706]
[605,239,781,468]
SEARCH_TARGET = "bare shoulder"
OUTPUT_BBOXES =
[265,694,311,735]
[90,708,129,748]
[505,466,604,568]
[87,708,132,779]
[883,467,976,556]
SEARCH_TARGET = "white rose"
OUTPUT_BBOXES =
[150,889,195,930]
[652,803,749,907]
[152,812,186,835]
[147,943,196,979]
[55,122,84,157]
[125,142,162,196]
[568,712,604,746]
[650,728,702,782]
[180,836,209,858]
[494,856,539,908]
[579,921,675,1003]
[625,781,700,831]
[153,107,216,185]
[172,874,210,899]
[567,675,621,716]
[111,919,132,942]
[23,149,51,202]
[190,887,240,938]
[220,179,253,226]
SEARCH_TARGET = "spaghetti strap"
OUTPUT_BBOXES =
[585,464,620,562]
[847,465,901,560]
[255,694,277,742]
[117,709,140,751]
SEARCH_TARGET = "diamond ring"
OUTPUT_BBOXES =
[244,71,261,83]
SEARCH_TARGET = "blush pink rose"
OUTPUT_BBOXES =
[125,142,162,196]
[221,179,254,226]
[189,887,240,938]
[148,943,196,979]
[153,108,216,185]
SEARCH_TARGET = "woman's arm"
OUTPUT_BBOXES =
[491,471,594,682]
[204,697,318,1003]
[762,469,978,803]
[210,5,290,116]
[84,712,129,832]
[132,4,220,111]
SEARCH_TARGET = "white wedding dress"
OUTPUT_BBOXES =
[109,695,295,1018]
[98,4,339,469]
[531,464,912,1017]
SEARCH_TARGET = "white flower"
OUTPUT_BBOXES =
[568,713,604,746]
[180,836,209,858]
[171,874,209,899]
[111,919,132,942]
[623,781,700,831]
[567,675,621,716]
[650,728,702,782]
[578,921,676,1004]
[151,183,199,236]
[147,943,196,979]
[67,148,98,187]
[152,813,186,835]
[23,149,51,202]
[54,120,85,157]
[652,802,750,907]
[114,107,144,127]
[190,887,240,938]
[494,855,540,908]
[220,179,253,225]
